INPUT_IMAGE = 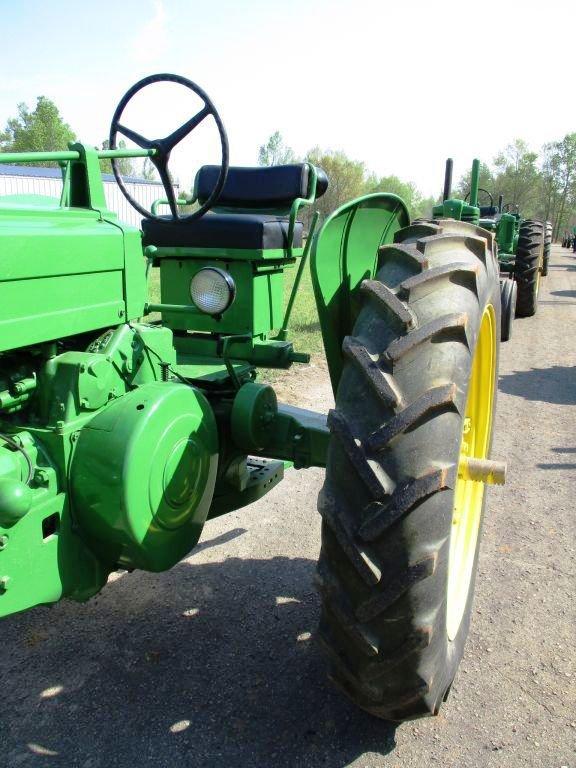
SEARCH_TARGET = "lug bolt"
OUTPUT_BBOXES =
[34,469,49,485]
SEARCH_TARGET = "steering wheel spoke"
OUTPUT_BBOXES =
[116,123,152,149]
[109,73,228,223]
[163,104,212,152]
[155,162,180,219]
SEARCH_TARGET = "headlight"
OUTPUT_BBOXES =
[189,268,235,315]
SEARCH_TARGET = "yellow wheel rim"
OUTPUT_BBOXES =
[447,305,496,641]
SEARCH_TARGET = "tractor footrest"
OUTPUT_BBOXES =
[208,457,284,519]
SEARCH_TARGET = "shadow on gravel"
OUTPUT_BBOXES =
[537,462,576,470]
[0,548,397,768]
[550,289,576,298]
[538,446,576,469]
[499,364,576,405]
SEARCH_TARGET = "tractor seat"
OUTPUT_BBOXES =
[479,205,498,217]
[142,164,328,250]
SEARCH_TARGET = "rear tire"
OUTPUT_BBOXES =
[316,219,501,721]
[515,220,544,317]
[542,221,552,277]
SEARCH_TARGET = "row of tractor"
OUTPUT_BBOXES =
[428,158,550,343]
[561,231,576,250]
[0,74,548,725]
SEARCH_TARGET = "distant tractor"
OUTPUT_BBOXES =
[427,159,546,340]
[0,75,507,722]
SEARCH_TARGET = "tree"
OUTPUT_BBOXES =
[365,173,436,218]
[304,148,366,222]
[98,139,135,177]
[141,157,157,181]
[258,131,296,166]
[454,162,494,203]
[540,134,576,239]
[0,97,76,165]
[493,139,539,213]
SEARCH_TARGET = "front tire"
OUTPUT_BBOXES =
[316,219,501,721]
[500,278,517,342]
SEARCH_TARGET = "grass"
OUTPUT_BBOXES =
[280,260,324,358]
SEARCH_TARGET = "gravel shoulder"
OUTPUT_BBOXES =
[1,246,574,768]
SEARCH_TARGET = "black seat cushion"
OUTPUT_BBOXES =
[195,164,328,208]
[479,205,498,217]
[142,212,303,250]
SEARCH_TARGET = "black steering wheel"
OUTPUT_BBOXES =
[109,73,229,223]
[464,187,494,208]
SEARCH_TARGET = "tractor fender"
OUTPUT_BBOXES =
[310,193,410,394]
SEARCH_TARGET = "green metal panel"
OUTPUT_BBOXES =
[495,212,518,258]
[71,383,218,572]
[311,193,410,394]
[121,228,148,321]
[160,258,285,336]
[1,271,124,351]
[0,428,110,619]
[0,205,131,352]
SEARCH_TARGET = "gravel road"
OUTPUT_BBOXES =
[1,245,575,768]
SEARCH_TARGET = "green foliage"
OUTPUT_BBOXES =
[141,157,156,181]
[0,97,76,165]
[365,174,437,219]
[493,140,539,212]
[257,133,440,222]
[98,139,135,177]
[258,131,296,166]
[305,147,366,219]
[454,162,494,202]
[536,134,576,238]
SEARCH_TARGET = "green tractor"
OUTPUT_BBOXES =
[0,74,507,722]
[431,159,546,338]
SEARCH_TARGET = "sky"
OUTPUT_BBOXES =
[0,0,574,196]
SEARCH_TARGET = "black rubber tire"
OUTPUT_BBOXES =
[316,219,501,722]
[514,220,544,317]
[542,221,552,277]
[500,278,517,342]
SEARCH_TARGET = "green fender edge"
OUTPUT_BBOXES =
[310,193,410,395]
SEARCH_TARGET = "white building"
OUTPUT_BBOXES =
[0,164,175,228]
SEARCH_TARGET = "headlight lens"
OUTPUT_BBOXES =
[189,268,235,315]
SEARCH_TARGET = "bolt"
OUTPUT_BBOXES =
[0,536,8,550]
[118,309,125,318]
[34,469,49,485]
[0,577,10,594]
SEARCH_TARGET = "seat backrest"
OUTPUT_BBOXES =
[479,205,498,217]
[194,164,328,210]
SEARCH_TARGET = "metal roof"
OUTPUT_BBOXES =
[0,164,164,186]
